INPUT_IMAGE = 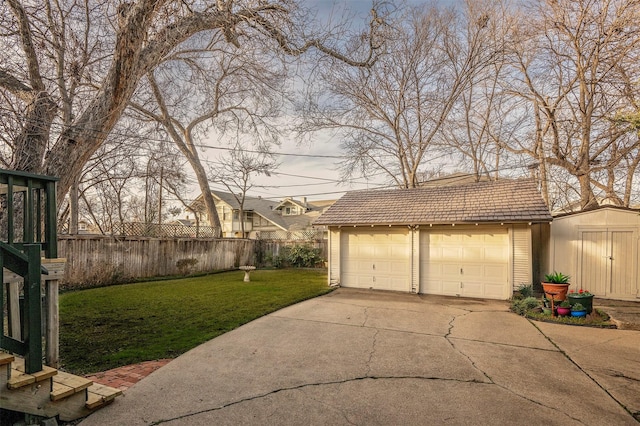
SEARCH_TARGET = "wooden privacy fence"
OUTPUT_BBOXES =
[58,235,256,288]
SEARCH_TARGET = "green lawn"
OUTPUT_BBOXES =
[59,269,331,374]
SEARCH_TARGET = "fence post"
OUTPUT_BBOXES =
[45,278,59,368]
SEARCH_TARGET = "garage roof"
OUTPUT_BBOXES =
[314,179,552,226]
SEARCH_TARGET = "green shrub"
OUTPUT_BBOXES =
[286,244,323,267]
[267,245,324,268]
[511,297,541,316]
[544,271,570,283]
[514,283,534,299]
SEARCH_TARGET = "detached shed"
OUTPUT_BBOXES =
[550,207,640,300]
[315,180,552,300]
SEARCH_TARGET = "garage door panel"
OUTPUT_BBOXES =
[442,280,461,295]
[485,247,509,261]
[441,247,463,260]
[462,264,482,277]
[484,282,507,299]
[420,229,510,300]
[441,263,461,277]
[485,265,508,279]
[461,281,484,298]
[463,247,482,259]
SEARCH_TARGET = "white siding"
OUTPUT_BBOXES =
[329,228,341,286]
[512,225,532,292]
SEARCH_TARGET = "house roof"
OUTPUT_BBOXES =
[211,191,288,230]
[314,179,552,226]
[552,204,640,219]
[274,197,309,211]
[208,191,337,231]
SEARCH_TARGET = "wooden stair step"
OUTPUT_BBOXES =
[8,365,57,389]
[86,383,123,410]
[0,352,15,366]
[51,372,93,401]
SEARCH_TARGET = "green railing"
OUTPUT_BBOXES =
[0,169,58,373]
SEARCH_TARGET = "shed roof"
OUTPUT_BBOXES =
[314,179,552,226]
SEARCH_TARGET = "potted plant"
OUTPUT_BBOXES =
[570,302,587,318]
[557,300,571,316]
[568,289,594,314]
[542,272,571,302]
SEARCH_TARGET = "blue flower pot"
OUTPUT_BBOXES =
[571,310,587,318]
[568,294,594,314]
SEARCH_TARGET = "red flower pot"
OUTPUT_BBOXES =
[542,283,570,302]
[557,306,571,316]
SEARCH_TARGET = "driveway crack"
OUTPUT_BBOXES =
[442,311,494,384]
[365,328,379,377]
[147,376,490,425]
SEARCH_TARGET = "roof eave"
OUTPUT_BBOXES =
[317,219,552,227]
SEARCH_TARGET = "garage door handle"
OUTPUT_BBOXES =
[460,268,463,274]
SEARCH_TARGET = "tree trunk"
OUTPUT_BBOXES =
[578,173,598,209]
[69,177,79,234]
[192,164,221,236]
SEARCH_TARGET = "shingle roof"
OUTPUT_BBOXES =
[314,179,552,226]
[211,191,287,229]
[210,191,337,231]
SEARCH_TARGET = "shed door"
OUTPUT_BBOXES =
[340,229,411,292]
[420,229,509,299]
[579,229,638,299]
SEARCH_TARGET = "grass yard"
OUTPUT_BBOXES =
[59,269,331,375]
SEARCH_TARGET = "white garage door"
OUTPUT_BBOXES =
[341,229,411,292]
[420,228,509,299]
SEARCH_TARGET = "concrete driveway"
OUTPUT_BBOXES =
[79,289,639,425]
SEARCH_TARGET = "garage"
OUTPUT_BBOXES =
[340,228,411,292]
[420,228,509,299]
[316,179,552,299]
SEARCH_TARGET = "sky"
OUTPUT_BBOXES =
[188,0,460,205]
[197,1,395,203]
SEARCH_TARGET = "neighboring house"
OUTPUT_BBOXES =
[549,206,640,300]
[63,219,100,235]
[190,191,335,239]
[314,179,552,300]
[168,218,197,227]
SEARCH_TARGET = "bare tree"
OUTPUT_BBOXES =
[209,143,278,237]
[0,0,383,205]
[57,132,186,234]
[502,0,640,209]
[127,31,285,233]
[299,1,502,188]
[440,17,514,182]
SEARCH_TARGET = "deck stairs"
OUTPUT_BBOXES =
[0,351,122,422]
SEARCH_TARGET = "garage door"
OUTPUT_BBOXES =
[341,229,411,292]
[420,228,509,299]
